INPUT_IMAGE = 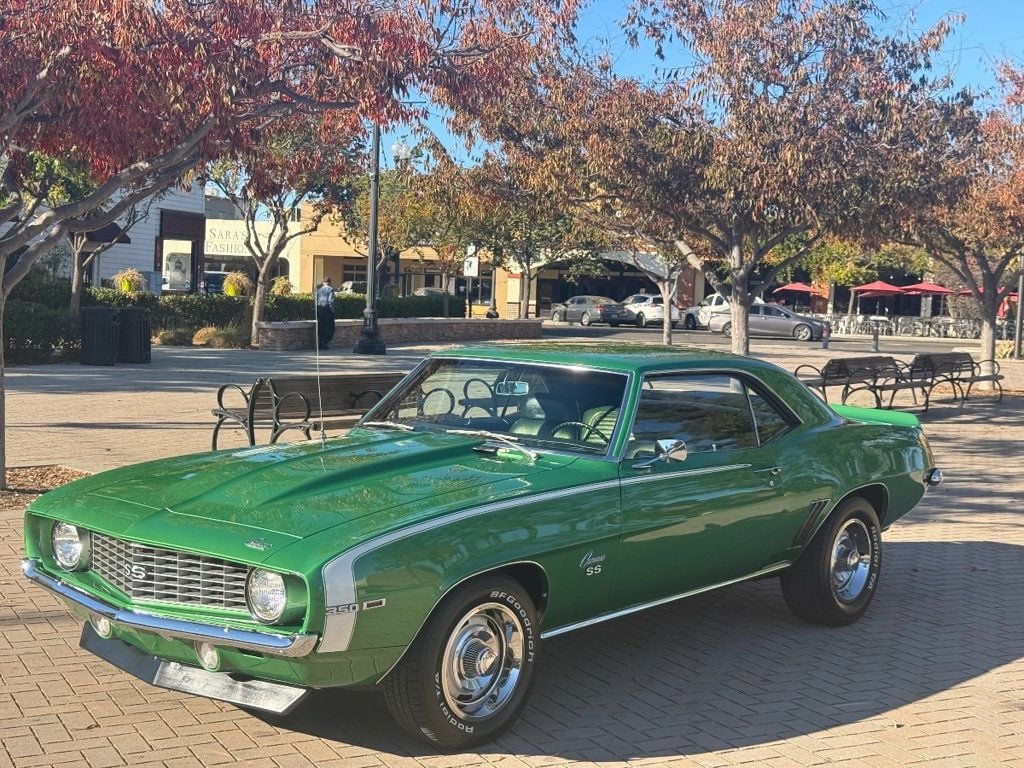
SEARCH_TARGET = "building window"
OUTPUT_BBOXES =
[162,239,193,292]
[342,263,367,282]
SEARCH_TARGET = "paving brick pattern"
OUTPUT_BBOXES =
[3,342,1023,767]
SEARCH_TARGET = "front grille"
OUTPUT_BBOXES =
[90,532,250,611]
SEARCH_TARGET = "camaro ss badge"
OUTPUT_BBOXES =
[245,539,270,551]
[580,551,606,577]
[123,563,148,581]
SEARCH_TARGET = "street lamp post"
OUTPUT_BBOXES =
[353,123,386,355]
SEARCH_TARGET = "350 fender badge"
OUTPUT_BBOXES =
[245,539,270,551]
[325,599,387,615]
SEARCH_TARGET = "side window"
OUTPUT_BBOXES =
[652,296,664,305]
[763,306,784,317]
[628,375,757,455]
[750,305,762,316]
[747,387,792,443]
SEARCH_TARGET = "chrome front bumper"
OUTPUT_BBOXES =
[21,559,318,658]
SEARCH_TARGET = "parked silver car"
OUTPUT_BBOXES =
[620,293,680,328]
[709,303,825,341]
[550,295,633,326]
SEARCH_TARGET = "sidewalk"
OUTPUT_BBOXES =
[6,339,1022,472]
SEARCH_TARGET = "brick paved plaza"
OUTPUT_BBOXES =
[2,338,1023,767]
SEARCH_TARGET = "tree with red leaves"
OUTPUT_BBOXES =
[0,0,578,482]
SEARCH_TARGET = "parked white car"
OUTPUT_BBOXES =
[620,293,681,328]
[682,292,764,330]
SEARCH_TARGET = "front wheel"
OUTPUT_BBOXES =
[551,310,562,322]
[684,314,697,330]
[580,312,592,326]
[781,498,882,626]
[382,576,538,749]
[721,322,732,338]
[793,323,813,342]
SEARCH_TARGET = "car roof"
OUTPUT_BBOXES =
[435,342,775,375]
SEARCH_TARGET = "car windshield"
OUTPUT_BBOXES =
[364,358,629,455]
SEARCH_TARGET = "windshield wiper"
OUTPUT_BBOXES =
[445,429,538,461]
[361,420,415,432]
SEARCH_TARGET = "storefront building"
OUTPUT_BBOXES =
[203,218,302,291]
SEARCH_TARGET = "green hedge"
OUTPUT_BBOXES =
[265,292,466,321]
[4,275,468,363]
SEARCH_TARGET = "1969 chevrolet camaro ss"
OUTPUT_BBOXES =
[22,343,941,748]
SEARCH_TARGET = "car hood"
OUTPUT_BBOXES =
[30,429,572,563]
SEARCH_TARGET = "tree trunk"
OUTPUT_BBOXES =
[658,279,674,345]
[977,287,999,387]
[0,291,7,489]
[250,258,275,346]
[70,254,84,314]
[442,276,450,317]
[729,242,750,355]
[521,268,533,320]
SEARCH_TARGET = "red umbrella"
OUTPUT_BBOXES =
[773,281,817,294]
[852,280,905,294]
[901,282,953,295]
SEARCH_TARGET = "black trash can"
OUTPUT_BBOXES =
[118,306,152,363]
[80,307,120,366]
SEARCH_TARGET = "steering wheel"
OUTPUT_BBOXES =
[550,420,611,445]
[417,387,456,417]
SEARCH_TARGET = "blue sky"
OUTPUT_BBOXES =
[390,1,1024,163]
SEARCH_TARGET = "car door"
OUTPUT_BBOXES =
[747,304,766,336]
[564,297,581,322]
[761,305,791,337]
[613,372,803,608]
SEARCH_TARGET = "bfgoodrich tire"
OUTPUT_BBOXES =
[781,497,882,626]
[382,575,538,749]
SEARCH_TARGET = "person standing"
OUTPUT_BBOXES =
[316,277,337,349]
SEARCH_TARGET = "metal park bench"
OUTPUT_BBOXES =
[211,372,406,449]
[795,352,1004,412]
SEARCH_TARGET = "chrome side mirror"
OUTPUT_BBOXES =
[632,438,688,469]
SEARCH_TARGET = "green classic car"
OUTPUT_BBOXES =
[22,344,941,748]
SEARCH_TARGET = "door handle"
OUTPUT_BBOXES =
[754,466,782,476]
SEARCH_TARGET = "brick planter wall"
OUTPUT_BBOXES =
[256,318,544,351]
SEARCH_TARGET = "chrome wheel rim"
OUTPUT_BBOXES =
[830,519,873,603]
[440,602,524,721]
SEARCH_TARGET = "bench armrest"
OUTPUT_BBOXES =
[974,358,1001,376]
[793,363,823,379]
[272,391,312,423]
[216,380,260,411]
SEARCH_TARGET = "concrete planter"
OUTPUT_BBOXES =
[256,317,544,351]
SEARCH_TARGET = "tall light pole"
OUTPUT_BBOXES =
[354,123,386,355]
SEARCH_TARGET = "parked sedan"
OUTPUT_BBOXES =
[23,343,939,749]
[710,303,826,341]
[550,295,632,326]
[620,293,681,328]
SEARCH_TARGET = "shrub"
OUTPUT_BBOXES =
[205,323,250,348]
[271,276,293,295]
[10,272,72,306]
[192,326,218,346]
[153,329,194,346]
[112,268,145,293]
[4,299,77,362]
[85,289,247,332]
[223,271,254,296]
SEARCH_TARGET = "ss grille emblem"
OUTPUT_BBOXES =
[124,563,148,581]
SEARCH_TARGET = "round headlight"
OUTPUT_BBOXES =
[52,523,90,570]
[246,569,287,624]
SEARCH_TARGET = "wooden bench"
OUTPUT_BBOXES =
[211,372,406,449]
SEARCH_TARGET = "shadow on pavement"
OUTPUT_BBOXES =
[263,539,1024,760]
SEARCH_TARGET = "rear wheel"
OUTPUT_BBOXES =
[781,497,882,626]
[635,313,647,328]
[383,575,538,749]
[684,315,697,330]
[671,319,678,329]
[580,312,592,326]
[721,322,732,338]
[793,323,813,342]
